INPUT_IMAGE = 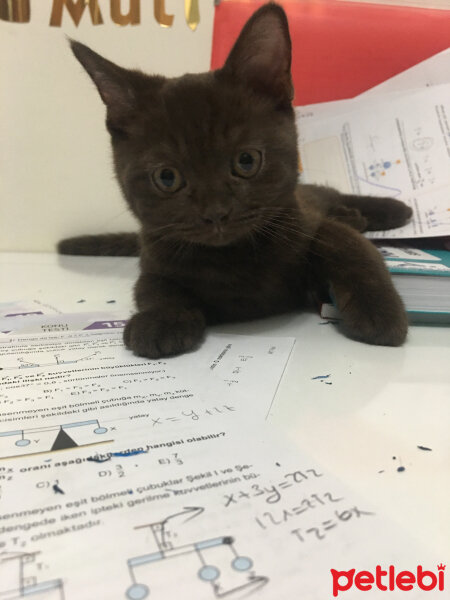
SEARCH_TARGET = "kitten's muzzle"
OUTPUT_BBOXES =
[201,206,231,227]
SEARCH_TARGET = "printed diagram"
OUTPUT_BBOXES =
[424,205,450,229]
[368,158,402,180]
[0,351,100,371]
[0,419,112,460]
[358,157,403,196]
[125,507,268,599]
[0,551,64,599]
[411,136,434,152]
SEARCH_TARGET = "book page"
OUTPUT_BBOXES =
[0,421,434,599]
[0,300,62,318]
[0,312,128,335]
[0,330,295,460]
[378,246,441,261]
[297,84,450,238]
[0,330,443,597]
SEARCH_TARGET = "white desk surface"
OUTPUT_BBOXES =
[0,252,449,558]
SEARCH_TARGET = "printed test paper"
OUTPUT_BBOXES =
[297,84,450,239]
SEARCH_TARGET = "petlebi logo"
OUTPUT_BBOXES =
[331,564,446,597]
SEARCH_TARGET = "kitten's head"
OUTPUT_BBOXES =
[71,3,298,247]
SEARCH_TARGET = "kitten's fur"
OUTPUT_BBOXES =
[58,3,411,358]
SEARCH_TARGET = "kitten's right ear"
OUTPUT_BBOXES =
[70,40,136,114]
[220,3,293,107]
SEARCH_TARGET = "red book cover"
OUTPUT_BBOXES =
[211,0,450,105]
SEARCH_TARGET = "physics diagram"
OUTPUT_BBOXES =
[0,351,100,371]
[0,419,112,459]
[0,551,64,600]
[125,507,268,599]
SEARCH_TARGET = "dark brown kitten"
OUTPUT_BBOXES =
[58,3,411,358]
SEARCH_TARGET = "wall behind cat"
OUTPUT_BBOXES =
[0,1,214,252]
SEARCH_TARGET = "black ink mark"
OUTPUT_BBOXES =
[77,299,86,303]
[53,484,65,494]
[417,445,432,451]
[106,300,116,304]
[87,455,111,463]
[392,455,406,472]
[311,374,331,380]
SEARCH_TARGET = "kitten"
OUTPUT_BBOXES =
[58,3,411,358]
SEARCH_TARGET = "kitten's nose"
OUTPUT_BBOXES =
[201,207,231,226]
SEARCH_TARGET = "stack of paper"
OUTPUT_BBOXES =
[297,49,450,241]
[298,50,450,321]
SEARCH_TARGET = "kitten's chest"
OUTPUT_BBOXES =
[177,246,308,321]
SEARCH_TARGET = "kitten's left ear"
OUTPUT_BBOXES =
[70,40,136,111]
[221,3,293,107]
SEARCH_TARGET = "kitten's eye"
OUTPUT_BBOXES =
[152,167,184,193]
[232,149,262,178]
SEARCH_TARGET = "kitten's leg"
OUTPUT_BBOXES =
[300,185,412,231]
[334,194,412,231]
[124,274,206,359]
[58,233,139,256]
[311,220,408,346]
[326,205,368,232]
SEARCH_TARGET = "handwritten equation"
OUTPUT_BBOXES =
[224,468,323,507]
[290,506,375,544]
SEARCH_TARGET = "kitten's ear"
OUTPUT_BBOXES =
[70,40,136,114]
[222,3,293,107]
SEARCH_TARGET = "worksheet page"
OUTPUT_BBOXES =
[0,330,295,460]
[0,422,435,600]
[0,329,442,599]
[297,84,450,239]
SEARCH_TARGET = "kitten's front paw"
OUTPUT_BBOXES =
[339,292,408,347]
[365,197,412,231]
[124,308,206,358]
